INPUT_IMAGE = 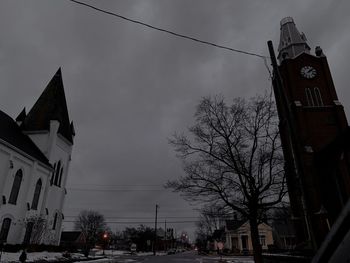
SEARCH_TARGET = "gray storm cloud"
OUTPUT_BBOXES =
[1,0,349,236]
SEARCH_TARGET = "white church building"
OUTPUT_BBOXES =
[0,68,75,245]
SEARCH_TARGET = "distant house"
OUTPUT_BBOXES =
[206,229,225,251]
[272,219,296,250]
[270,208,296,250]
[224,220,273,253]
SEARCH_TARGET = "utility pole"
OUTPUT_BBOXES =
[164,220,167,252]
[153,204,159,255]
[267,40,316,251]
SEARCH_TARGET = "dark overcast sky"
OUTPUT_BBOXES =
[1,0,350,238]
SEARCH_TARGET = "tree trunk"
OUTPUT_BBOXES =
[249,216,263,263]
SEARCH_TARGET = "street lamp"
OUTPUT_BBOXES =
[102,233,108,255]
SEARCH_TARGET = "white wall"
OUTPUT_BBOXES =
[0,142,51,244]
[0,118,73,245]
[44,134,72,244]
[27,123,73,245]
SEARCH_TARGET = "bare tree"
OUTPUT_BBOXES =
[23,215,48,245]
[166,95,286,263]
[195,206,227,251]
[195,206,226,239]
[74,210,107,256]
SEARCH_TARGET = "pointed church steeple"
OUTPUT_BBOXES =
[15,107,26,123]
[22,68,74,144]
[70,121,76,137]
[277,17,311,63]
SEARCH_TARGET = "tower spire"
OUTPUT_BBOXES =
[15,107,26,124]
[277,17,310,63]
[22,68,74,144]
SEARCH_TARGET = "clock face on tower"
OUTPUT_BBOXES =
[300,66,317,79]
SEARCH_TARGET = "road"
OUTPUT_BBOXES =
[111,251,254,263]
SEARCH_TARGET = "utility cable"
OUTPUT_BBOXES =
[67,187,166,192]
[63,220,198,224]
[64,215,199,219]
[69,0,268,60]
[69,184,163,187]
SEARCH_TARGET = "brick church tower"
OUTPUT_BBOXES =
[271,17,350,248]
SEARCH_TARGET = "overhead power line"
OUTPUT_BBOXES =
[64,206,197,212]
[67,188,165,192]
[64,215,199,219]
[64,220,197,224]
[70,184,163,187]
[69,0,268,59]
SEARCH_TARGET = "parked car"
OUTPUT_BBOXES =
[130,243,137,254]
[167,249,176,255]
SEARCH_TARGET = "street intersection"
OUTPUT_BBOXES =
[110,251,253,263]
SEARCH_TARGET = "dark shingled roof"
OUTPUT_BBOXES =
[0,110,51,166]
[22,68,74,144]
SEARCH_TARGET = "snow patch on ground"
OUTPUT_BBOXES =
[135,252,167,256]
[74,259,118,263]
[1,251,64,262]
[212,256,254,263]
[0,250,144,263]
[0,251,91,263]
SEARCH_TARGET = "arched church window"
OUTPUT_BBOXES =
[0,218,11,242]
[50,163,56,185]
[54,161,61,186]
[314,87,324,106]
[9,169,23,204]
[58,167,64,187]
[31,179,42,210]
[305,88,314,106]
[23,221,33,245]
[52,213,58,230]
